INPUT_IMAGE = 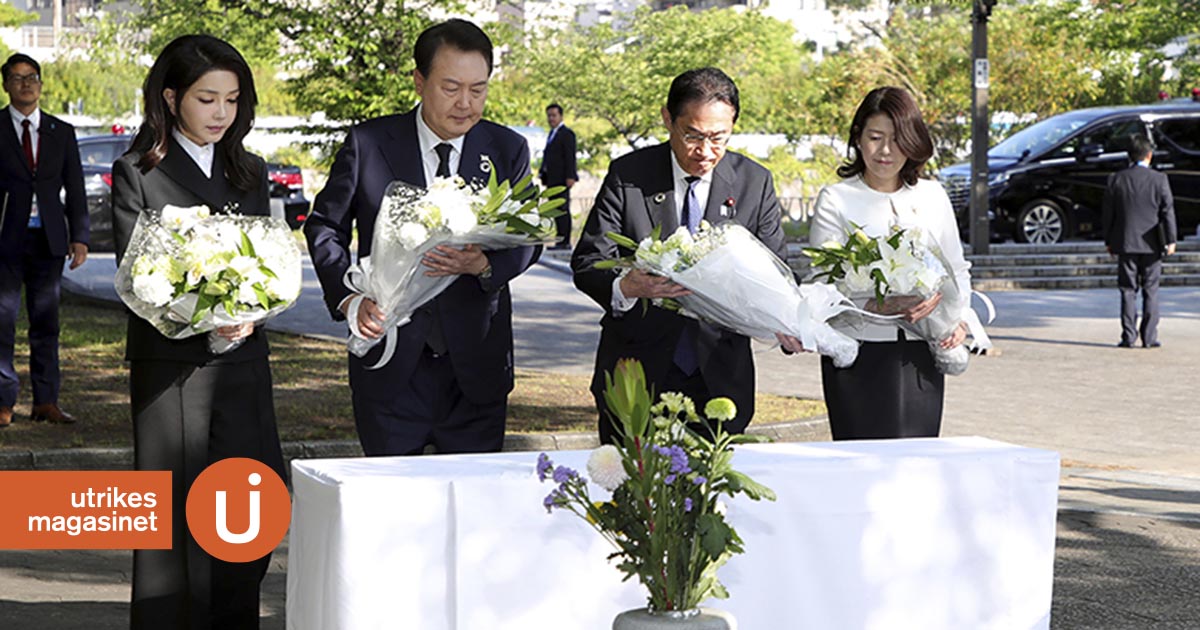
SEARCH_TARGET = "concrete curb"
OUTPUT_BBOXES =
[0,418,830,471]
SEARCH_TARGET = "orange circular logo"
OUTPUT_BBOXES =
[185,458,290,563]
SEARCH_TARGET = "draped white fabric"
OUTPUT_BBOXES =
[287,438,1059,630]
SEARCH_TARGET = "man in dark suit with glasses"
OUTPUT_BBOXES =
[0,53,88,428]
[572,67,800,443]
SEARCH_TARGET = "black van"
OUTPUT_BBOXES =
[938,101,1200,244]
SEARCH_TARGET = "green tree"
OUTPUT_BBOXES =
[0,3,35,60]
[510,6,806,151]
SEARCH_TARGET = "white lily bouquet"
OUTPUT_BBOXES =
[115,204,303,354]
[803,225,987,375]
[343,169,564,367]
[596,221,870,368]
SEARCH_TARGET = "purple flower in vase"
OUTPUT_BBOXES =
[552,465,577,484]
[536,453,553,482]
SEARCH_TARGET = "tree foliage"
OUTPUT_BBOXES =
[509,6,808,150]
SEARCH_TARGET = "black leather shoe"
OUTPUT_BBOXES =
[1145,341,1162,348]
[1117,341,1134,348]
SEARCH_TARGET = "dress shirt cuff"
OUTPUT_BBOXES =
[611,273,638,315]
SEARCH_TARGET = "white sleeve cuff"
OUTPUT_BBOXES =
[611,273,638,314]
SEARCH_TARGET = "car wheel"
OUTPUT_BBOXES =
[1016,200,1067,244]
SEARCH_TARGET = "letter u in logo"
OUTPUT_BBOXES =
[215,472,262,544]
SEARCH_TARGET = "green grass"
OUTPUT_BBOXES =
[0,294,825,451]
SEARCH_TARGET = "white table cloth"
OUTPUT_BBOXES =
[287,437,1059,629]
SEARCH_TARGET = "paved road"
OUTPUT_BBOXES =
[0,250,1193,628]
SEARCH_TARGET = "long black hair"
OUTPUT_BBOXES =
[837,86,933,187]
[130,35,261,192]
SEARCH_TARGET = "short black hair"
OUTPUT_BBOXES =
[2,53,41,82]
[1128,135,1154,162]
[546,103,563,115]
[414,19,493,78]
[665,67,739,123]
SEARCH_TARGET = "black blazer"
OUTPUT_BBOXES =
[539,124,577,186]
[0,106,88,257]
[1102,164,1178,255]
[112,139,271,364]
[572,143,786,411]
[304,107,538,403]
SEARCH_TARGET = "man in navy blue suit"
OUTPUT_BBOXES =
[0,53,88,428]
[1102,134,1177,348]
[305,19,538,456]
[538,103,577,249]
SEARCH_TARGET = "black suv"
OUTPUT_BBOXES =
[78,134,312,251]
[938,101,1200,243]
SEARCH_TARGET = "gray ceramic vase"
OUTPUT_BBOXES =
[612,607,736,630]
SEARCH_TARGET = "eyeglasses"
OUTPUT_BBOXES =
[7,73,41,86]
[679,130,730,150]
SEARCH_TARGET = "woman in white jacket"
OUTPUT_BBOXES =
[809,86,975,440]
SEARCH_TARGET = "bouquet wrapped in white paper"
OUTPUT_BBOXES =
[343,169,564,367]
[804,225,991,375]
[598,221,878,368]
[115,204,303,354]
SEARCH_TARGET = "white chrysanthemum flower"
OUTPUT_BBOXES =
[161,204,210,233]
[133,272,175,307]
[397,222,429,249]
[442,202,478,233]
[586,445,629,491]
[236,280,260,306]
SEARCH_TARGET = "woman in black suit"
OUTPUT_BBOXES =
[112,35,285,630]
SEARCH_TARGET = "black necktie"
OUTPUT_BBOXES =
[435,143,453,178]
[425,142,455,356]
[21,119,35,171]
[682,176,701,234]
[673,176,703,376]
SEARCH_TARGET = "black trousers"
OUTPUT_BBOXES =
[595,363,751,445]
[0,228,62,408]
[550,187,571,247]
[349,348,507,456]
[1117,253,1163,346]
[129,359,284,630]
[821,338,944,440]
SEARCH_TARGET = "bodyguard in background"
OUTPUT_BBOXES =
[538,103,577,248]
[305,19,538,456]
[1102,134,1177,349]
[0,52,88,428]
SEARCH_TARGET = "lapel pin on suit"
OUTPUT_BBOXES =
[721,197,736,218]
[479,154,492,173]
[653,192,666,204]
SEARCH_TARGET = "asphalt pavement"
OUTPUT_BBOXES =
[0,251,1195,628]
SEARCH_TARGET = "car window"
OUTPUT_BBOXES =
[1154,118,1200,154]
[990,110,1097,158]
[78,138,130,166]
[1046,119,1146,158]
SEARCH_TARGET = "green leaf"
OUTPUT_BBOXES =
[253,283,272,310]
[724,470,777,501]
[239,229,256,258]
[606,231,640,250]
[696,513,731,559]
[191,291,218,326]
